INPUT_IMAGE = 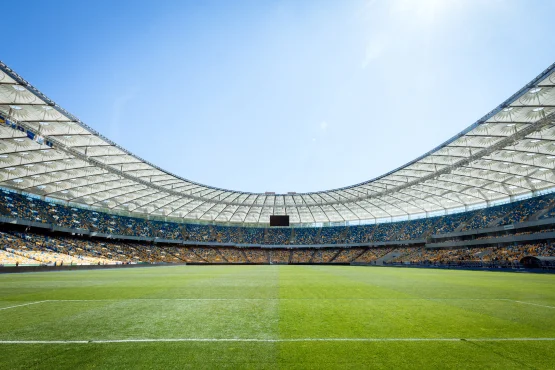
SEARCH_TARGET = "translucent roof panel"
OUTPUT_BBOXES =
[1,60,555,225]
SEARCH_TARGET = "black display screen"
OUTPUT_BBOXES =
[270,215,290,227]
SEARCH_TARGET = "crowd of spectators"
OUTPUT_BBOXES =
[243,249,268,263]
[333,248,365,263]
[396,218,436,240]
[243,228,265,244]
[319,226,347,244]
[497,195,555,226]
[0,231,117,266]
[387,243,555,267]
[540,208,555,220]
[0,249,39,265]
[345,225,372,244]
[292,228,317,245]
[265,229,291,245]
[311,249,340,263]
[2,227,555,267]
[0,230,202,266]
[185,224,211,242]
[432,213,471,234]
[290,249,314,263]
[3,189,555,247]
[462,203,515,231]
[371,223,403,242]
[353,247,394,263]
[129,243,185,263]
[192,247,225,263]
[270,249,291,263]
[171,248,205,263]
[1,194,52,224]
[218,247,246,263]
[485,243,555,264]
[213,226,242,244]
[462,194,555,231]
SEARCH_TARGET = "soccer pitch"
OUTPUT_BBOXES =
[1,266,554,369]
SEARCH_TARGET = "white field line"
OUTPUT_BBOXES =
[33,298,526,302]
[0,338,554,344]
[3,298,553,308]
[0,301,48,311]
[501,299,555,309]
[28,298,555,308]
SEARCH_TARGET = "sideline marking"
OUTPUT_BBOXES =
[0,338,554,344]
[4,298,553,308]
[29,298,529,302]
[0,301,47,311]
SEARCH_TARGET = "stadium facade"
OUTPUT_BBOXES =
[2,61,555,268]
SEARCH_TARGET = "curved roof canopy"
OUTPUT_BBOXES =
[1,60,555,225]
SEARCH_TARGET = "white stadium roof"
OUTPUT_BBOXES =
[1,60,555,226]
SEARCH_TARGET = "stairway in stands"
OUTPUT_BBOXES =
[366,224,379,242]
[476,249,491,260]
[454,218,470,232]
[263,228,270,244]
[422,218,442,239]
[289,228,296,244]
[313,228,323,244]
[214,248,229,263]
[0,203,11,217]
[530,200,555,221]
[237,227,246,244]
[208,225,217,242]
[486,208,513,228]
[375,249,404,265]
[239,248,249,263]
[328,249,343,263]
[337,227,349,243]
[179,226,187,240]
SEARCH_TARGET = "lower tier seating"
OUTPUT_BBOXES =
[2,230,554,268]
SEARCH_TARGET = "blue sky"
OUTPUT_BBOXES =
[3,0,555,193]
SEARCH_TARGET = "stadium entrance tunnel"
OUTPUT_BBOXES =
[520,256,555,268]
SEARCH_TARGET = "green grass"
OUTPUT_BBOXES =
[0,265,554,369]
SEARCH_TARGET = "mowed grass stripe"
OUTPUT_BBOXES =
[2,341,552,369]
[303,266,555,335]
[0,265,279,301]
[0,274,282,342]
[2,297,551,342]
[277,266,555,340]
[320,265,554,301]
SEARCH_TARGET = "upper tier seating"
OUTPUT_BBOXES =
[2,188,555,245]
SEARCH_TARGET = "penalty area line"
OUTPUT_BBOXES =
[0,301,48,311]
[502,299,555,309]
[30,298,539,302]
[1,338,555,344]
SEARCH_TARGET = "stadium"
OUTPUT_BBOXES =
[1,2,555,369]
